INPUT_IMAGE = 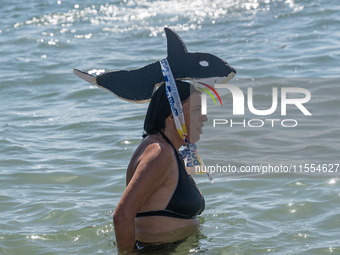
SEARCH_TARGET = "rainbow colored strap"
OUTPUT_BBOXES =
[159,58,213,183]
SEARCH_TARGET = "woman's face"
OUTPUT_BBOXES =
[183,92,208,144]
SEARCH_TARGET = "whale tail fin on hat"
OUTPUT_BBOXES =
[73,68,97,85]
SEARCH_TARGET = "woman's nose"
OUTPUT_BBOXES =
[201,114,208,122]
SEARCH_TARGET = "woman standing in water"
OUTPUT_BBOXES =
[113,81,208,252]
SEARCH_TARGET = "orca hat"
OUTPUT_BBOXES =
[73,27,236,103]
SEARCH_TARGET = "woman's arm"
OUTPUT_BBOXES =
[113,142,174,251]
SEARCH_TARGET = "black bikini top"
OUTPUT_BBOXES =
[135,132,205,219]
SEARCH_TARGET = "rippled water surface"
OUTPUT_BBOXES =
[1,0,339,254]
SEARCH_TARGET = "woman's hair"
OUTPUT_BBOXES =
[143,80,197,138]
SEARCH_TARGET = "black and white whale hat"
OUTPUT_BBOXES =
[73,27,236,103]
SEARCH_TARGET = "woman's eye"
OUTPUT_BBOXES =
[199,60,209,67]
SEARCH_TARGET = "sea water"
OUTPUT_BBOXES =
[0,0,339,254]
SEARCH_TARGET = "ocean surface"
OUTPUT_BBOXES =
[1,0,339,254]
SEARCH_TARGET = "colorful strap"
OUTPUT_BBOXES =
[159,58,213,183]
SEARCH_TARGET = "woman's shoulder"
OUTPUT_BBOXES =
[127,134,175,176]
[138,134,174,162]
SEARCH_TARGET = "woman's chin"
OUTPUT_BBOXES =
[188,135,200,144]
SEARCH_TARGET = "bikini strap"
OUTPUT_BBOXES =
[158,130,174,148]
[158,130,186,167]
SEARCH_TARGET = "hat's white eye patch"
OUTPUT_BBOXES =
[199,60,209,67]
